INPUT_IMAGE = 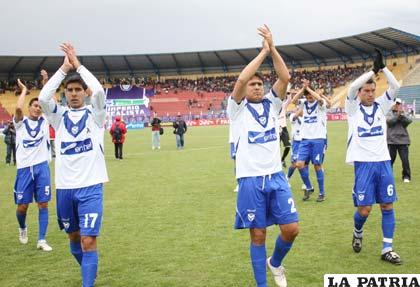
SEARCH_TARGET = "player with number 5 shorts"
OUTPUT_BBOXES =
[13,79,53,252]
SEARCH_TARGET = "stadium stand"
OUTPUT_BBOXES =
[396,63,420,113]
[0,27,419,120]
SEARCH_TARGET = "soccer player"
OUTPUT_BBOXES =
[346,49,402,264]
[294,80,327,202]
[278,91,292,167]
[228,25,298,287]
[13,79,52,251]
[39,43,109,286]
[286,107,313,190]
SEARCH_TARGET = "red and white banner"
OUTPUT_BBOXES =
[186,119,230,126]
[327,113,347,121]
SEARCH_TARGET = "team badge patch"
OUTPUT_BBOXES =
[258,116,267,126]
[247,213,255,222]
[71,126,79,135]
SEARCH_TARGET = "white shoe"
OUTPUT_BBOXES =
[158,146,161,150]
[152,147,155,150]
[267,257,287,287]
[233,185,239,193]
[37,240,52,251]
[19,227,28,244]
[403,178,410,183]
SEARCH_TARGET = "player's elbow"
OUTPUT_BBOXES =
[283,73,291,83]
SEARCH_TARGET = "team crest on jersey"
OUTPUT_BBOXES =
[358,194,365,201]
[367,117,373,124]
[63,222,70,229]
[30,131,36,137]
[71,126,79,135]
[17,194,23,200]
[247,213,255,222]
[258,116,267,126]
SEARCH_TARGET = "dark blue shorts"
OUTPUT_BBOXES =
[14,161,51,204]
[352,161,397,206]
[235,172,299,229]
[297,139,326,165]
[57,183,103,236]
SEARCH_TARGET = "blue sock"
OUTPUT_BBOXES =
[38,208,48,240]
[298,166,312,189]
[70,241,83,266]
[82,250,98,287]
[270,236,293,268]
[287,166,295,179]
[250,243,267,287]
[316,169,324,195]
[354,211,368,238]
[16,211,26,229]
[381,209,395,253]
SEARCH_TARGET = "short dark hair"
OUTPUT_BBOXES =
[252,72,264,82]
[358,79,376,91]
[29,97,39,107]
[303,89,310,96]
[65,74,88,90]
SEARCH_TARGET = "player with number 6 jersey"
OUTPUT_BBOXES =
[345,49,402,265]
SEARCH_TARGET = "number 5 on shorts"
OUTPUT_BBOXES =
[84,213,98,228]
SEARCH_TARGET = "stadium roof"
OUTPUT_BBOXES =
[1,27,419,79]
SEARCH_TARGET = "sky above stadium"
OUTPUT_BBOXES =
[1,0,419,56]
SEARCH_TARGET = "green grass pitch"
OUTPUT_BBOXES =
[0,121,419,286]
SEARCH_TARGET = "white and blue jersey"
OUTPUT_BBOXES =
[39,65,108,236]
[345,68,399,164]
[227,90,298,229]
[300,99,327,140]
[345,67,400,206]
[227,90,282,178]
[14,116,51,169]
[297,99,327,164]
[13,116,51,204]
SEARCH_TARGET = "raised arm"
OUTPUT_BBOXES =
[291,86,305,105]
[231,31,270,104]
[40,69,49,87]
[382,67,400,97]
[39,56,72,115]
[61,43,106,125]
[258,25,290,100]
[14,79,28,123]
[305,86,325,106]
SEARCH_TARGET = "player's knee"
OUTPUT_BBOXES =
[81,236,97,251]
[358,206,371,217]
[38,202,48,209]
[17,204,29,214]
[314,164,322,171]
[281,223,299,241]
[250,228,266,245]
[380,203,393,210]
[296,161,304,169]
[68,231,81,242]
